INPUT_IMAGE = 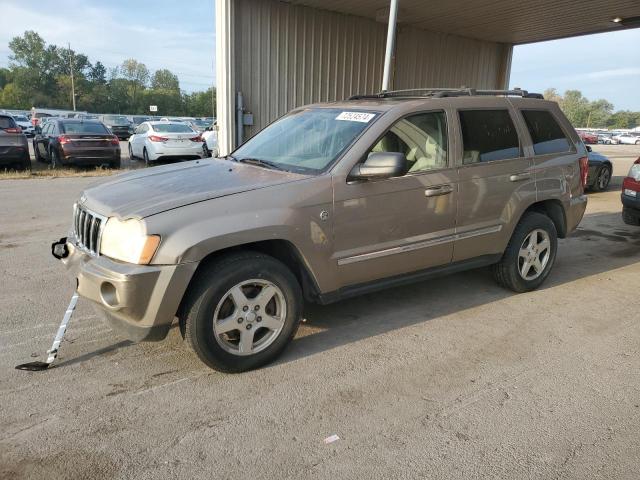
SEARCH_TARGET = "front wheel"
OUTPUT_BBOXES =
[592,165,611,192]
[181,252,303,372]
[143,148,150,165]
[128,143,135,160]
[492,212,558,293]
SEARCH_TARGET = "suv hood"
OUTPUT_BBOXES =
[82,158,309,218]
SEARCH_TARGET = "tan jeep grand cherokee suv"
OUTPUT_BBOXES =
[55,88,588,372]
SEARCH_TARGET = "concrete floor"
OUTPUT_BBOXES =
[1,145,639,479]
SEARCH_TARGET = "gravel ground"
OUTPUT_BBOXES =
[0,145,639,479]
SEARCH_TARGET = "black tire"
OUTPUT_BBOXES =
[50,148,61,168]
[143,148,150,165]
[128,143,135,160]
[591,165,611,192]
[622,208,640,226]
[181,251,303,373]
[203,144,211,158]
[492,212,558,293]
[110,156,121,169]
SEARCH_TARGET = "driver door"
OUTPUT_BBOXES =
[332,110,459,288]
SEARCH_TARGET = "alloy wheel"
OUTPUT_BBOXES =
[518,229,551,281]
[212,279,286,356]
[597,167,610,190]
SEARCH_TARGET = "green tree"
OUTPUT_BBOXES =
[120,58,149,108]
[151,69,180,91]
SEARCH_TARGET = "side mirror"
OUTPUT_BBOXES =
[585,145,592,152]
[349,152,407,180]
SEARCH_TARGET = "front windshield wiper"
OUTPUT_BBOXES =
[237,157,287,171]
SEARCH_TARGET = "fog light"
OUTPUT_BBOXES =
[100,282,119,308]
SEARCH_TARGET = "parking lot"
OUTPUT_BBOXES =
[1,144,639,479]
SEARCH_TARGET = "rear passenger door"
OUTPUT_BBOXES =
[452,103,536,262]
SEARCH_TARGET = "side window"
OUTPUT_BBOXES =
[369,111,448,173]
[521,110,572,155]
[459,110,521,164]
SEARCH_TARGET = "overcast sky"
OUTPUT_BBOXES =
[0,0,638,110]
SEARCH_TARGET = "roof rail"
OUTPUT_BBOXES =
[348,87,544,100]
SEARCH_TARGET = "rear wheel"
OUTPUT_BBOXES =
[33,143,43,162]
[492,212,558,293]
[622,208,640,226]
[110,156,121,169]
[50,148,61,168]
[181,252,303,373]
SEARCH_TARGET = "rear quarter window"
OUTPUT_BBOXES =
[521,110,572,155]
[458,110,521,164]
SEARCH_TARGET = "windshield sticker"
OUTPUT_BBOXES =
[335,112,375,123]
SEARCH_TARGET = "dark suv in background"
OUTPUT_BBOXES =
[98,114,133,140]
[33,119,121,168]
[0,114,30,171]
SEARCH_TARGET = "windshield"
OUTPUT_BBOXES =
[103,115,128,124]
[62,122,109,134]
[151,123,194,133]
[233,108,378,173]
[13,115,29,122]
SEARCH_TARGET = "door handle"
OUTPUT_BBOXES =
[509,172,531,182]
[425,185,453,197]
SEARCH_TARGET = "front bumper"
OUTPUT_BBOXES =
[60,240,197,341]
[622,192,640,211]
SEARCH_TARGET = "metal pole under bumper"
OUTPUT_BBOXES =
[381,0,399,92]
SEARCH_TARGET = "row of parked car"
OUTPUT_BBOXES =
[578,130,640,145]
[0,112,219,171]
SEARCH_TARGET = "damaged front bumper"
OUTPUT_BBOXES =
[54,237,197,342]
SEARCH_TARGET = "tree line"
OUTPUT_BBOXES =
[1,31,639,128]
[0,31,215,117]
[543,88,639,129]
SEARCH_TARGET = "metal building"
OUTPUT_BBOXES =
[215,0,640,155]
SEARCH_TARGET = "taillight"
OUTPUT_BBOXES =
[149,135,168,142]
[578,156,589,189]
[190,135,203,142]
[58,135,72,145]
[110,135,120,146]
[4,127,22,133]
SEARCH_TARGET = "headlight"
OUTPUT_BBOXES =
[100,217,160,264]
[628,164,640,181]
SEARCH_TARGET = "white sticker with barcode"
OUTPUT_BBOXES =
[335,112,375,123]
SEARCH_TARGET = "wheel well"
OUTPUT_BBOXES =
[523,200,567,238]
[183,240,320,306]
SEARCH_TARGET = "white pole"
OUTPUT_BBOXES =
[381,0,399,92]
[215,0,236,156]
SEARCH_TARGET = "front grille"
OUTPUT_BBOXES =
[73,204,106,256]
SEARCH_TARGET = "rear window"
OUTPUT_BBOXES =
[151,123,194,133]
[459,110,521,163]
[61,122,110,134]
[521,110,572,155]
[0,116,17,129]
[102,115,128,124]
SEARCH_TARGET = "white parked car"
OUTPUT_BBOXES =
[201,128,218,157]
[12,115,35,136]
[613,132,640,145]
[128,121,205,164]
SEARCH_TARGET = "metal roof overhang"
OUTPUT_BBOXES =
[286,0,640,44]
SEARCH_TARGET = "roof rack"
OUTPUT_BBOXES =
[348,87,544,100]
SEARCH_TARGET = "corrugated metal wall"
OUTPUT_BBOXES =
[234,0,511,138]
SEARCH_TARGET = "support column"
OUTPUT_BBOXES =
[497,43,513,89]
[381,0,399,92]
[215,0,236,156]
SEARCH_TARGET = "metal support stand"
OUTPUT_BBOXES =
[15,292,79,371]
